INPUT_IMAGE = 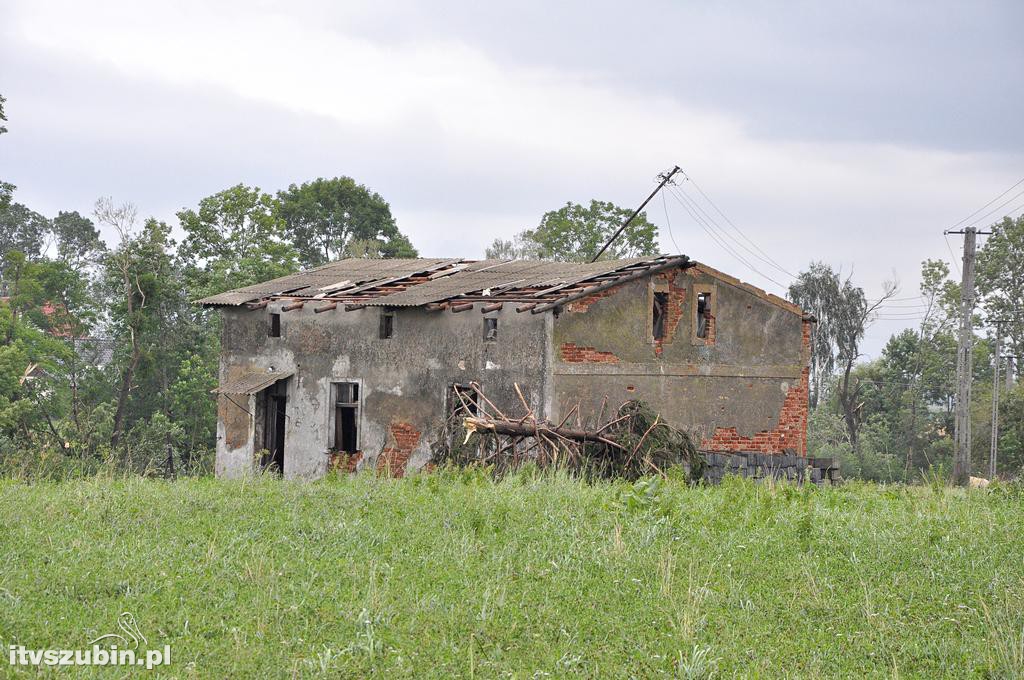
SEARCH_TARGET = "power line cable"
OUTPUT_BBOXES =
[958,188,1024,230]
[659,188,683,255]
[949,176,1024,230]
[675,173,797,280]
[944,232,962,277]
[667,186,789,291]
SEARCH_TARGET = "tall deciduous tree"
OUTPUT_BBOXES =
[789,262,895,466]
[50,211,105,272]
[276,177,417,267]
[0,93,12,210]
[977,214,1024,368]
[178,185,299,299]
[486,200,659,263]
[0,201,49,279]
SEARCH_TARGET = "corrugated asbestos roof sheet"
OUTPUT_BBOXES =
[211,370,294,394]
[361,258,650,306]
[196,256,686,308]
[196,258,458,306]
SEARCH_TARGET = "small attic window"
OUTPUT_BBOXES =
[269,313,281,338]
[652,292,668,341]
[379,311,394,339]
[696,292,712,339]
[483,317,498,341]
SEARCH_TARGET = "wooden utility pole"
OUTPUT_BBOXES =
[950,226,979,485]
[989,323,1001,480]
[591,166,681,262]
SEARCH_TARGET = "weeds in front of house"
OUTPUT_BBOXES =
[0,471,1021,676]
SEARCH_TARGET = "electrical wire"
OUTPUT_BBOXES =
[957,188,1024,231]
[671,183,792,290]
[666,185,790,291]
[677,170,798,279]
[944,232,962,277]
[659,188,682,255]
[948,176,1024,230]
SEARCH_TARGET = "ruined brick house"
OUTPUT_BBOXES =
[199,255,813,479]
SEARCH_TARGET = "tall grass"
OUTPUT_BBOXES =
[0,471,1021,677]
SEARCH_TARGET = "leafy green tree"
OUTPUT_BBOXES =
[485,235,540,260]
[178,185,299,299]
[789,262,895,467]
[0,201,49,277]
[0,93,11,210]
[276,177,417,267]
[977,214,1024,365]
[0,251,77,447]
[50,211,105,272]
[97,199,180,449]
[486,200,660,262]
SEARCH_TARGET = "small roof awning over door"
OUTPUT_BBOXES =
[211,370,293,395]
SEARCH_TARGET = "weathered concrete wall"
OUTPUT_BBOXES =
[551,263,810,455]
[215,303,551,479]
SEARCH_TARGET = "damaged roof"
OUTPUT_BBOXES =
[196,256,693,309]
[195,255,803,316]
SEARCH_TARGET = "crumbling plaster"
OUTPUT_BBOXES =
[215,302,550,479]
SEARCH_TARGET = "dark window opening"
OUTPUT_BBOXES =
[483,317,498,341]
[332,382,359,453]
[379,312,394,339]
[451,383,479,417]
[269,313,281,337]
[696,292,712,339]
[652,292,668,340]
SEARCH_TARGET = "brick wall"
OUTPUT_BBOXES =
[559,342,619,363]
[701,366,810,455]
[329,451,363,473]
[565,289,616,313]
[376,422,421,477]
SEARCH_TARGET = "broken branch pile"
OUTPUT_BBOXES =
[432,383,702,480]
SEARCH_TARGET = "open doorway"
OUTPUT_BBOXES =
[259,378,288,473]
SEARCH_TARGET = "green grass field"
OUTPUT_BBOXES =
[0,472,1022,678]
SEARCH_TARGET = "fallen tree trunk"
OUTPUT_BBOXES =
[463,416,625,449]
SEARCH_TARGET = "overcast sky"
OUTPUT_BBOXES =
[2,0,1022,356]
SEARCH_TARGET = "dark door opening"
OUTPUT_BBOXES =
[261,379,288,473]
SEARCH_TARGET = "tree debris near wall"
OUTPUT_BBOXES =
[431,382,703,480]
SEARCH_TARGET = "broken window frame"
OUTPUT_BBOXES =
[652,291,668,341]
[483,317,498,342]
[379,310,395,339]
[269,312,281,338]
[692,284,716,344]
[330,381,360,453]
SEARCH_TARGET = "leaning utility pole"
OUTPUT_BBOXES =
[989,323,1001,480]
[949,226,979,485]
[591,166,681,262]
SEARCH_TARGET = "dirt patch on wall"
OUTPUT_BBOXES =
[218,394,251,450]
[294,323,331,354]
